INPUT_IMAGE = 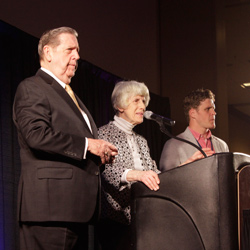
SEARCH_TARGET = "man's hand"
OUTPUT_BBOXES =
[87,138,118,164]
[182,147,215,166]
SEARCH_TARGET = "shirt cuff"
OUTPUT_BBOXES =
[83,138,88,159]
[121,169,132,183]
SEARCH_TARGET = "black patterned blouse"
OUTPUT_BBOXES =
[98,121,160,225]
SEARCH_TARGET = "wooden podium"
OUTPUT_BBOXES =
[130,152,250,250]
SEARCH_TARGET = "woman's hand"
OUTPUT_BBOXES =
[126,170,160,191]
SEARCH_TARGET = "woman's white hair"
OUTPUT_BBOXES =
[111,80,150,113]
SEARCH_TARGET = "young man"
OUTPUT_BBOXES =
[159,88,229,172]
[13,27,117,250]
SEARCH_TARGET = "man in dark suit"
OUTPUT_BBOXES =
[13,27,118,250]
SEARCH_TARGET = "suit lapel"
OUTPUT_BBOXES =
[76,96,98,138]
[36,69,94,136]
[184,127,199,146]
[211,136,219,152]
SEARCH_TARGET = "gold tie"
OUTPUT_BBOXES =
[65,84,81,111]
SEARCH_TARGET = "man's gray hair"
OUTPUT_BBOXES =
[38,27,78,61]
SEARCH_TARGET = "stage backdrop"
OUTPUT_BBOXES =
[0,20,171,250]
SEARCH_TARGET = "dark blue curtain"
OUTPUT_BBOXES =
[0,20,40,250]
[0,19,171,250]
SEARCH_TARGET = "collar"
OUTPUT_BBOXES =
[113,115,135,135]
[41,67,66,89]
[188,127,212,141]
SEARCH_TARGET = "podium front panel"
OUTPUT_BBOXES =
[131,153,238,250]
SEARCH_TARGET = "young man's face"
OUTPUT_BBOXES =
[191,98,216,130]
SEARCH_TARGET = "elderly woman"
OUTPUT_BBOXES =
[97,80,160,250]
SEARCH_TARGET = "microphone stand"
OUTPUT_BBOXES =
[158,122,208,158]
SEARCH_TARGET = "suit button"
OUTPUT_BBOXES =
[95,171,99,176]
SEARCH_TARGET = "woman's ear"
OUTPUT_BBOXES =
[117,107,124,113]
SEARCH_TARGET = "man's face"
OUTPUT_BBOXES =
[191,98,216,131]
[46,33,80,84]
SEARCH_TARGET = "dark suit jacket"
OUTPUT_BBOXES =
[13,69,100,223]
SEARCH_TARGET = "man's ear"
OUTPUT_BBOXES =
[43,45,52,62]
[189,108,196,120]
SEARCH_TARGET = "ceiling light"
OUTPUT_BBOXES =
[241,83,250,89]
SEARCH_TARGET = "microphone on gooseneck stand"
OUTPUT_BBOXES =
[144,110,207,158]
[144,110,175,127]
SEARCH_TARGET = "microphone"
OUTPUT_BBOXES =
[144,110,175,127]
